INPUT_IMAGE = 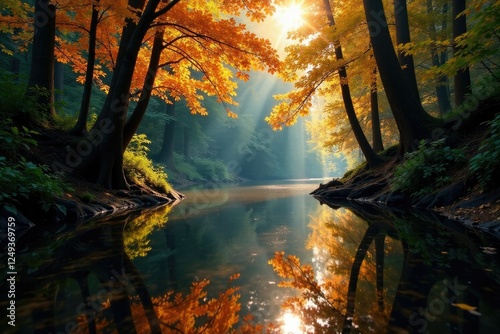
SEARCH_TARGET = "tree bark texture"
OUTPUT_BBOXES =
[323,0,382,167]
[71,1,100,135]
[123,28,165,150]
[394,0,420,102]
[370,64,384,153]
[80,0,161,189]
[363,0,440,154]
[27,0,56,117]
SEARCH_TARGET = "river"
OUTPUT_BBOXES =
[2,180,500,333]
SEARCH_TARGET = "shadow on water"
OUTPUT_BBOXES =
[1,183,500,333]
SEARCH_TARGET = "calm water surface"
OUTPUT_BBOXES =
[2,180,500,333]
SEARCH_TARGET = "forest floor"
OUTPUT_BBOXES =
[6,127,184,227]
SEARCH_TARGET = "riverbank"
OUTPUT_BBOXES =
[0,126,185,230]
[311,104,500,235]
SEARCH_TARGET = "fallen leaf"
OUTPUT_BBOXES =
[451,303,477,311]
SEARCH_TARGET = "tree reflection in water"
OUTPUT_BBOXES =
[4,198,500,333]
[270,199,500,333]
[6,205,267,334]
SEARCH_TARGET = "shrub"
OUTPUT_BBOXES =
[392,139,466,198]
[0,73,52,126]
[469,113,500,191]
[123,134,172,193]
[0,125,39,158]
[0,157,69,213]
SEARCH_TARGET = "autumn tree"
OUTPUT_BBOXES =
[322,0,381,167]
[267,0,383,167]
[68,0,101,134]
[362,0,440,154]
[61,0,282,189]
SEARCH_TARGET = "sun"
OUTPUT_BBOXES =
[274,2,305,32]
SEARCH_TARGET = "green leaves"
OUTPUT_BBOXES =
[391,140,466,199]
[469,113,500,191]
[0,157,70,212]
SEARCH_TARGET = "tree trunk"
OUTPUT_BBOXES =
[157,101,177,171]
[323,0,382,168]
[11,57,20,82]
[54,61,64,104]
[123,28,164,150]
[79,0,161,189]
[427,0,452,115]
[394,0,420,102]
[70,1,99,135]
[26,0,56,117]
[370,64,384,153]
[183,125,191,161]
[362,0,440,154]
[452,0,472,106]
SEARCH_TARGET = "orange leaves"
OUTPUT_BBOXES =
[268,251,319,291]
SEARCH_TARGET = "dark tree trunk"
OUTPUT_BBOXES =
[427,0,452,115]
[123,28,164,150]
[362,0,440,154]
[79,0,160,189]
[323,0,382,167]
[76,0,180,189]
[394,0,420,102]
[26,0,56,117]
[183,125,191,161]
[11,57,20,83]
[452,0,472,106]
[123,256,162,333]
[54,61,64,104]
[375,234,385,311]
[70,1,99,135]
[342,224,380,333]
[370,64,384,153]
[157,101,177,171]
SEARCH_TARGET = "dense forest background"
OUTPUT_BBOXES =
[0,0,499,215]
[0,53,337,183]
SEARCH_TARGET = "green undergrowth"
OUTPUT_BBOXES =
[391,139,466,199]
[124,134,172,193]
[469,113,500,191]
[0,74,70,214]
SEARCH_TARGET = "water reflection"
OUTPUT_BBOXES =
[1,183,500,333]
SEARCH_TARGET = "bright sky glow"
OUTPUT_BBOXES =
[274,2,305,32]
[280,311,304,334]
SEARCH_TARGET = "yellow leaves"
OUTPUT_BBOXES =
[227,109,239,119]
[451,303,482,316]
